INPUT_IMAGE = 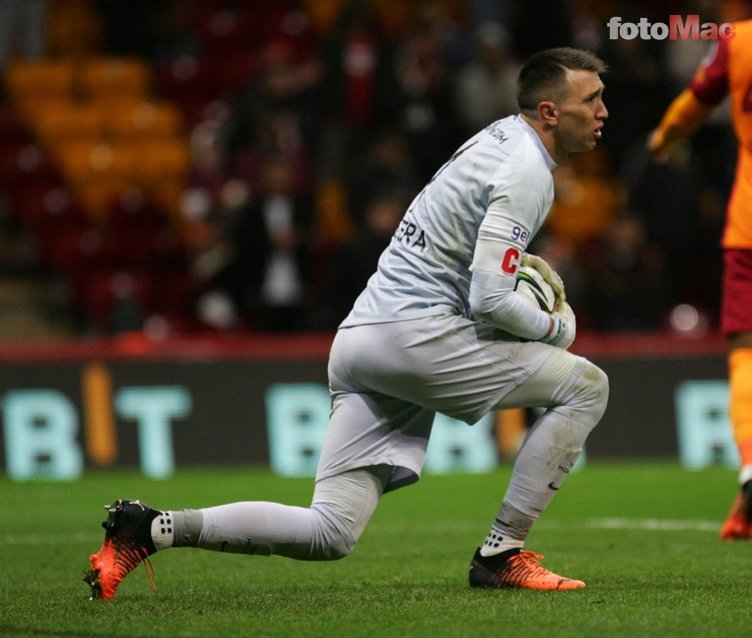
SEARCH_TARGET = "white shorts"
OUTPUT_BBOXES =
[316,313,586,492]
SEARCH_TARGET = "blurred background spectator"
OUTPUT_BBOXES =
[0,0,746,341]
[314,189,406,329]
[454,21,520,138]
[583,214,670,331]
[0,0,49,70]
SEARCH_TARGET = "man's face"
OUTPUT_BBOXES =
[554,69,608,154]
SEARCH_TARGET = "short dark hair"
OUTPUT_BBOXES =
[516,47,607,111]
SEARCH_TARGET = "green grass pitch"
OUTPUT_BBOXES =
[2,461,752,637]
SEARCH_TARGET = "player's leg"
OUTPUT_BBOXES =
[721,335,752,539]
[166,353,434,561]
[174,465,390,559]
[469,347,608,590]
[84,466,390,599]
[477,349,607,555]
[85,325,432,599]
[719,249,752,539]
[331,315,609,589]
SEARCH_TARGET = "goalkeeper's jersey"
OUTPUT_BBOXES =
[340,114,556,328]
[690,19,752,249]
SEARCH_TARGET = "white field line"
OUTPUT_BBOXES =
[586,518,719,532]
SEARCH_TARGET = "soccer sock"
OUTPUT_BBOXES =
[177,469,385,560]
[196,501,319,557]
[740,465,752,486]
[150,509,204,550]
[729,348,752,485]
[480,502,528,557]
[480,357,605,557]
[500,409,590,528]
[150,511,174,550]
[148,504,315,554]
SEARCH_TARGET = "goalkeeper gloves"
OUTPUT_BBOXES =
[521,253,566,311]
[542,301,576,350]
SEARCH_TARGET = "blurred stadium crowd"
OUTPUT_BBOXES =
[0,0,747,339]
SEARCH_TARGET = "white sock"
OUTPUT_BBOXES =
[197,501,314,556]
[480,528,524,557]
[740,465,752,486]
[150,511,175,551]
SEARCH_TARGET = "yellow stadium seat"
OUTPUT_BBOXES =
[132,139,190,185]
[148,178,186,217]
[53,140,138,183]
[75,178,132,221]
[79,57,151,99]
[33,102,106,143]
[5,60,76,102]
[105,100,183,140]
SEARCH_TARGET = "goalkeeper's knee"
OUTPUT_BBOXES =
[564,359,609,431]
[307,467,385,560]
[308,503,357,560]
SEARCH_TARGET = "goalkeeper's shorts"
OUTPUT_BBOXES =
[317,314,593,493]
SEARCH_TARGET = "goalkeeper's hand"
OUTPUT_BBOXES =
[542,301,576,350]
[521,253,566,311]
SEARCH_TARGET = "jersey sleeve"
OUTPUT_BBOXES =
[690,39,730,106]
[468,144,554,340]
[470,152,551,276]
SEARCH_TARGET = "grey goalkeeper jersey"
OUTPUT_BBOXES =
[340,114,557,329]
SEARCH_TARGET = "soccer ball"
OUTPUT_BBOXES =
[515,265,556,313]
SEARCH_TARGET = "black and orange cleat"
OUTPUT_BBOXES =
[720,481,752,540]
[83,499,160,600]
[469,547,586,591]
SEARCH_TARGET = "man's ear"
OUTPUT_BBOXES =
[538,100,558,126]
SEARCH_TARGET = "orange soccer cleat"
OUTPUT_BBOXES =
[469,547,586,591]
[83,499,162,599]
[720,484,752,540]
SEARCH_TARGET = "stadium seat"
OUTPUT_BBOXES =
[75,179,133,221]
[0,107,31,144]
[53,140,138,183]
[3,144,61,194]
[104,100,183,140]
[131,139,190,214]
[154,56,232,127]
[37,223,96,275]
[79,57,152,101]
[32,102,107,143]
[0,139,32,183]
[11,182,85,232]
[107,190,169,228]
[5,60,76,103]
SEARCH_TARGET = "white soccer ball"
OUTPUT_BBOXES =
[515,265,556,313]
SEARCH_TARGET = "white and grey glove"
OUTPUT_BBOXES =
[521,253,566,311]
[542,301,576,350]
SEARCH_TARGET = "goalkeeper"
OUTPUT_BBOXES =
[85,48,610,598]
[647,19,752,540]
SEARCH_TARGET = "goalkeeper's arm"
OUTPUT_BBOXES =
[468,269,576,349]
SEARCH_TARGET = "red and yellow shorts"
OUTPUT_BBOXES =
[722,248,752,336]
